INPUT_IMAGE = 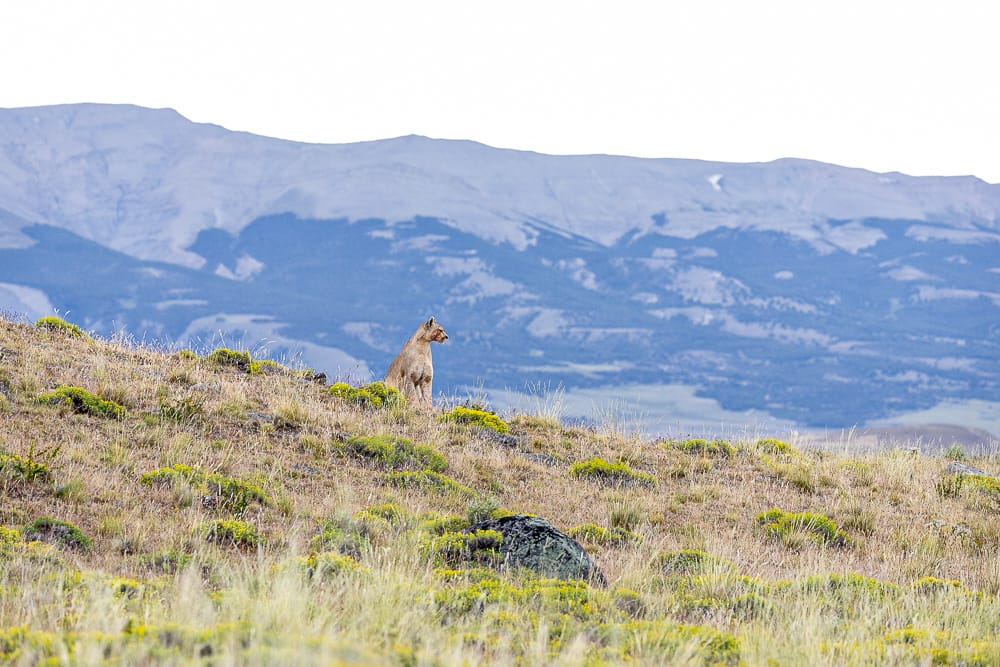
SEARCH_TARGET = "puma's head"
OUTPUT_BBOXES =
[423,316,449,343]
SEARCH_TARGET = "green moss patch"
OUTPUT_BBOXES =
[0,444,56,483]
[0,525,59,562]
[35,316,87,338]
[756,508,851,548]
[422,529,504,567]
[329,381,406,409]
[659,549,735,575]
[567,523,642,547]
[202,519,260,548]
[255,358,286,374]
[141,464,271,514]
[438,406,510,434]
[207,347,258,373]
[24,516,92,551]
[346,434,447,472]
[353,502,405,525]
[384,470,475,496]
[420,513,472,535]
[667,438,735,458]
[569,458,656,488]
[311,515,371,558]
[38,385,126,420]
[791,573,898,600]
[756,438,797,455]
[595,620,741,664]
[433,575,594,620]
[299,551,365,578]
[912,576,964,594]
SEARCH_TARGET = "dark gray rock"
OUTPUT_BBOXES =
[0,375,14,403]
[945,461,996,478]
[473,426,525,448]
[466,514,606,585]
[521,452,559,466]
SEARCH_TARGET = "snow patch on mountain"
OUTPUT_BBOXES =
[669,267,749,306]
[502,307,569,338]
[517,360,634,380]
[824,220,887,253]
[546,258,599,290]
[883,265,936,282]
[650,307,835,347]
[2,104,998,272]
[916,286,1000,307]
[490,382,797,436]
[428,256,521,304]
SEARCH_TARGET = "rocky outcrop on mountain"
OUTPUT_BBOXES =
[467,514,606,585]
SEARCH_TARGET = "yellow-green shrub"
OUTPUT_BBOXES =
[438,406,509,434]
[38,385,126,420]
[569,458,656,488]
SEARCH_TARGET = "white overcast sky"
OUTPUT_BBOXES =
[3,1,998,183]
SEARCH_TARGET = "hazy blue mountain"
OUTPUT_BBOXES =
[1,104,998,435]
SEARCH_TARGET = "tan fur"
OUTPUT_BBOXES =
[384,316,449,410]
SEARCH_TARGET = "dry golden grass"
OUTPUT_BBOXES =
[1,315,999,665]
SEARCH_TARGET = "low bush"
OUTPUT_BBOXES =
[38,385,126,420]
[594,620,741,665]
[569,458,656,488]
[311,515,371,558]
[0,443,58,482]
[567,523,642,547]
[659,549,734,575]
[141,464,271,514]
[384,470,475,496]
[912,576,964,594]
[421,529,504,567]
[353,502,405,525]
[420,513,472,535]
[667,438,735,458]
[438,406,510,434]
[24,516,92,550]
[329,381,406,409]
[756,438,796,455]
[346,434,447,472]
[206,348,257,373]
[202,519,259,548]
[756,508,850,548]
[299,551,364,578]
[35,316,87,338]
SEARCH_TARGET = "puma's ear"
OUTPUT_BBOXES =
[425,316,436,328]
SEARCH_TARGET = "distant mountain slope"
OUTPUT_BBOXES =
[1,103,998,433]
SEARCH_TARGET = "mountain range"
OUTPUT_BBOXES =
[1,103,998,439]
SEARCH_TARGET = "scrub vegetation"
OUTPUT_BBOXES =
[0,314,998,665]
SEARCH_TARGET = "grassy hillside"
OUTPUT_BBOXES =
[1,314,998,665]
